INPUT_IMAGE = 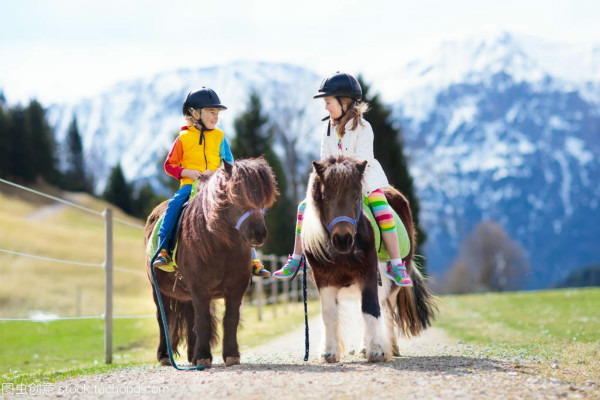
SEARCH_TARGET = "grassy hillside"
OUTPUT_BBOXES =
[0,188,152,318]
[435,288,599,386]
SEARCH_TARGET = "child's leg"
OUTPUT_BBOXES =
[273,201,308,278]
[368,189,412,286]
[158,185,193,245]
[251,248,271,278]
[154,185,192,268]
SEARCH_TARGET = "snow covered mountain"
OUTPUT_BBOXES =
[46,32,600,289]
[47,61,324,192]
[383,32,600,289]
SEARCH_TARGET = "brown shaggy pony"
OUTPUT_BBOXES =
[144,158,278,368]
[302,155,437,363]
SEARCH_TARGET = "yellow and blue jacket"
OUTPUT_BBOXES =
[164,125,234,187]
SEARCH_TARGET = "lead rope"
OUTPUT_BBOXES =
[302,255,309,361]
[149,237,205,371]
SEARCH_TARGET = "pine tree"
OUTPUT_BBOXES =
[132,182,165,219]
[24,100,58,184]
[103,163,133,214]
[0,101,12,179]
[231,91,295,255]
[63,116,89,191]
[9,106,35,182]
[358,76,428,269]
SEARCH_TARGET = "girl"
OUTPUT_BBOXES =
[153,87,270,278]
[273,72,412,286]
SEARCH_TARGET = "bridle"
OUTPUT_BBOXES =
[235,208,267,230]
[323,197,362,233]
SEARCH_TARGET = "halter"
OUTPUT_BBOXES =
[235,208,266,230]
[324,197,362,233]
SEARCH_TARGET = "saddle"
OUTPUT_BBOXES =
[362,195,411,261]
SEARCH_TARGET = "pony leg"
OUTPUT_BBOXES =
[385,290,401,357]
[361,281,392,362]
[152,289,171,366]
[183,301,196,363]
[320,286,343,363]
[222,291,244,366]
[190,295,214,368]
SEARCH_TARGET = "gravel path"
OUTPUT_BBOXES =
[5,301,598,399]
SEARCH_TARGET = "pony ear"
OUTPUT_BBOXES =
[356,160,368,176]
[312,160,325,177]
[222,159,234,176]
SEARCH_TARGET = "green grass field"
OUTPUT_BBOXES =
[0,301,320,386]
[434,288,600,385]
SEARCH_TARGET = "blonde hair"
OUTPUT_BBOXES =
[332,98,370,137]
[184,108,201,126]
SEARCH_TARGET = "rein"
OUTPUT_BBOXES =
[235,208,266,230]
[324,197,362,233]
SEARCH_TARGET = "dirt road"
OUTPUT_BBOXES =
[5,301,597,399]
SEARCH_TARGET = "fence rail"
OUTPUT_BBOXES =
[0,178,317,363]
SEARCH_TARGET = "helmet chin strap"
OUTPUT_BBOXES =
[191,108,208,170]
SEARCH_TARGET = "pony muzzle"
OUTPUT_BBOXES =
[330,225,355,254]
[236,210,267,247]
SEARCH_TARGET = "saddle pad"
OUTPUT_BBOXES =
[362,195,411,261]
[147,180,201,272]
[147,214,178,272]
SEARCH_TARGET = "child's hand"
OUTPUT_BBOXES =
[204,169,214,177]
[181,169,203,181]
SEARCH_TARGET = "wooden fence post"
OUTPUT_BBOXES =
[103,208,113,364]
[270,255,277,319]
[281,256,289,312]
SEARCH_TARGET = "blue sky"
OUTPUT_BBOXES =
[1,0,599,104]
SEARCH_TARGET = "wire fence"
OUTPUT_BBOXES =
[0,177,317,362]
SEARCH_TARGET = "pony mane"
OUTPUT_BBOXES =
[301,172,331,263]
[190,157,278,258]
[302,155,365,263]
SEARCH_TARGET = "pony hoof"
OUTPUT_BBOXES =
[322,353,340,363]
[392,344,400,357]
[225,357,240,367]
[367,351,386,363]
[195,358,212,368]
[359,347,366,356]
[159,357,171,366]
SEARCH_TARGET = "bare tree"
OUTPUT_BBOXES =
[444,220,530,293]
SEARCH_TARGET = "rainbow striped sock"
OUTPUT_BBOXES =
[295,201,307,235]
[368,189,396,233]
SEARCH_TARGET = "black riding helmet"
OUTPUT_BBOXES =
[313,72,362,101]
[182,87,227,117]
[182,87,227,146]
[314,72,362,134]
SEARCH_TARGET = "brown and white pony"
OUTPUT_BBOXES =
[144,158,278,368]
[302,155,437,363]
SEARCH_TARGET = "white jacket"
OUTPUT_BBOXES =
[319,118,389,196]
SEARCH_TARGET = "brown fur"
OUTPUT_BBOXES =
[144,157,278,367]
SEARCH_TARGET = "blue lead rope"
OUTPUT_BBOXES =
[302,255,309,361]
[149,237,205,371]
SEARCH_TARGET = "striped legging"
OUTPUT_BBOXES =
[293,188,395,235]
